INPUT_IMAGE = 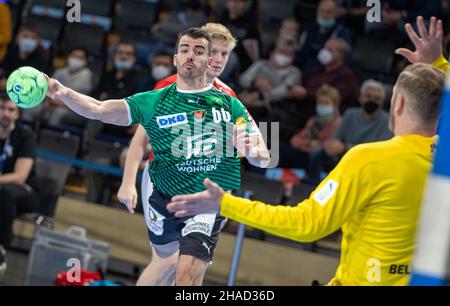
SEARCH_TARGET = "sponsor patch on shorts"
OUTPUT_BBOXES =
[181,214,216,237]
[145,205,165,236]
[313,179,339,206]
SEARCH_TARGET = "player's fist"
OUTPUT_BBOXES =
[234,126,257,158]
[117,183,138,214]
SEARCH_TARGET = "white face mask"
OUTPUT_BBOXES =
[317,48,333,66]
[19,38,38,54]
[114,59,134,71]
[316,105,335,118]
[274,54,293,67]
[67,57,86,71]
[152,65,171,81]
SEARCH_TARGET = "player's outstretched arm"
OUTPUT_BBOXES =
[118,125,149,214]
[45,75,130,126]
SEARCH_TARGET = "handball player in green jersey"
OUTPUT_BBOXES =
[45,28,271,286]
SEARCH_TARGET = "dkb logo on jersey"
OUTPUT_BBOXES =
[156,112,188,129]
[186,132,217,159]
[212,107,231,124]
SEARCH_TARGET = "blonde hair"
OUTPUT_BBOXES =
[316,84,341,108]
[201,23,237,50]
[396,63,445,124]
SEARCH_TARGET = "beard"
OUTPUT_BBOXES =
[177,60,207,80]
[0,118,11,129]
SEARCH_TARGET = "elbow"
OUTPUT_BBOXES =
[15,174,29,185]
[91,103,105,121]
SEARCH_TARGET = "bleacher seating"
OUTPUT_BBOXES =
[79,0,114,17]
[83,138,125,162]
[226,172,284,240]
[61,22,106,56]
[23,13,64,46]
[36,129,81,196]
[28,0,66,11]
[239,171,284,204]
[260,0,298,25]
[286,184,316,206]
[352,36,397,83]
[115,0,159,40]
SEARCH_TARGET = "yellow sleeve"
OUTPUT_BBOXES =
[221,147,374,242]
[432,55,449,73]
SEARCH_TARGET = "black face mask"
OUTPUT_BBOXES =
[363,100,380,115]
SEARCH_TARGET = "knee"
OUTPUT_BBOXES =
[0,184,19,206]
[175,257,207,286]
[176,265,202,286]
[150,253,178,272]
[151,242,179,270]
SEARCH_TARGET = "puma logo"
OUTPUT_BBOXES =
[202,242,212,255]
[188,98,200,104]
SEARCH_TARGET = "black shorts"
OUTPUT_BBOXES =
[145,187,226,263]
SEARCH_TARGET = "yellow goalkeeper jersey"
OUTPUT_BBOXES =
[221,135,436,285]
[432,55,448,73]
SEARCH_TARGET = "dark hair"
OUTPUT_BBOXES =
[115,41,136,55]
[67,46,89,58]
[184,0,202,10]
[153,50,173,59]
[0,94,22,117]
[175,28,212,55]
[18,23,40,36]
[0,93,9,102]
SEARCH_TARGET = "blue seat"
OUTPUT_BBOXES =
[61,22,106,56]
[116,0,159,39]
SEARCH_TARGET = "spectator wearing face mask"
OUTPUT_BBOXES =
[53,47,94,94]
[308,79,393,184]
[239,38,302,142]
[91,42,144,139]
[294,0,352,72]
[239,38,301,103]
[279,84,342,172]
[138,50,174,92]
[2,24,50,75]
[287,37,357,115]
[44,47,95,128]
[94,42,144,101]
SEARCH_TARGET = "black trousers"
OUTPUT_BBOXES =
[34,177,59,218]
[0,184,39,246]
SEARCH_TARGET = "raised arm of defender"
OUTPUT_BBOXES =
[45,75,130,126]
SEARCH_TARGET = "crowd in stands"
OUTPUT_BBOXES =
[0,0,448,212]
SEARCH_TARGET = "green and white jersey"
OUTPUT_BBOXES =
[124,83,255,197]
